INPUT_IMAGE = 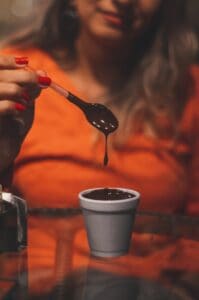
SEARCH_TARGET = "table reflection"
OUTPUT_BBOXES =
[0,209,198,300]
[29,266,184,300]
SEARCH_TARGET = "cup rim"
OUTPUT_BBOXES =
[79,187,140,202]
[79,187,140,212]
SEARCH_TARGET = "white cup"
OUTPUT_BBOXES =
[79,187,140,258]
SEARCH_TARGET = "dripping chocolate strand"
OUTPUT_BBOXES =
[103,134,108,166]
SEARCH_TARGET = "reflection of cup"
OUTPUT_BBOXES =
[79,265,179,300]
[0,193,27,252]
[80,266,139,300]
[79,188,140,258]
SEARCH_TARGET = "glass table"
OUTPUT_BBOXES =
[0,208,198,300]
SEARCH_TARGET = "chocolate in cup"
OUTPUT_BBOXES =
[79,188,140,258]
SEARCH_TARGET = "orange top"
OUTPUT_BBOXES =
[2,48,199,214]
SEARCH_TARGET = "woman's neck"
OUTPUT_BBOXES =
[67,32,134,100]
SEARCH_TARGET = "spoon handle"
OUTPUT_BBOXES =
[50,81,88,110]
[27,66,88,110]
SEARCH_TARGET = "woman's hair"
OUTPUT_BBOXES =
[6,0,198,143]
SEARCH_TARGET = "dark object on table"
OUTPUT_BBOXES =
[0,193,27,252]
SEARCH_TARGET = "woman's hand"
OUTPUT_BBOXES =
[0,55,50,172]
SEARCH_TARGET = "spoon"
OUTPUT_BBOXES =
[27,66,119,135]
[50,81,119,135]
[29,66,119,165]
[50,82,119,166]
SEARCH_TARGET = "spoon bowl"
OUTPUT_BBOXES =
[50,82,119,135]
[83,103,118,135]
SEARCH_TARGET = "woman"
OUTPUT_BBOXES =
[0,0,198,214]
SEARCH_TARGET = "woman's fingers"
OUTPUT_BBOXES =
[0,69,38,85]
[0,55,51,116]
[0,80,37,115]
[0,55,51,88]
[0,55,28,69]
[0,100,26,115]
[0,82,26,102]
[0,68,51,98]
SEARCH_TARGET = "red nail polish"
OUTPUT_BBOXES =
[22,91,30,102]
[15,57,29,65]
[38,76,51,87]
[15,103,26,111]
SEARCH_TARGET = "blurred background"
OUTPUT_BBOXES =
[0,0,199,61]
[0,0,52,39]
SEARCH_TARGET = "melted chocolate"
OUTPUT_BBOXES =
[104,135,108,166]
[67,93,119,166]
[83,188,135,201]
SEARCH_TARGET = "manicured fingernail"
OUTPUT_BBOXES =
[15,103,26,111]
[15,57,29,65]
[38,76,51,87]
[22,91,30,102]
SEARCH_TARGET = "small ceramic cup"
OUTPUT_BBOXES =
[79,187,140,258]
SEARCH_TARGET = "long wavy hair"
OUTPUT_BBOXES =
[6,0,198,143]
